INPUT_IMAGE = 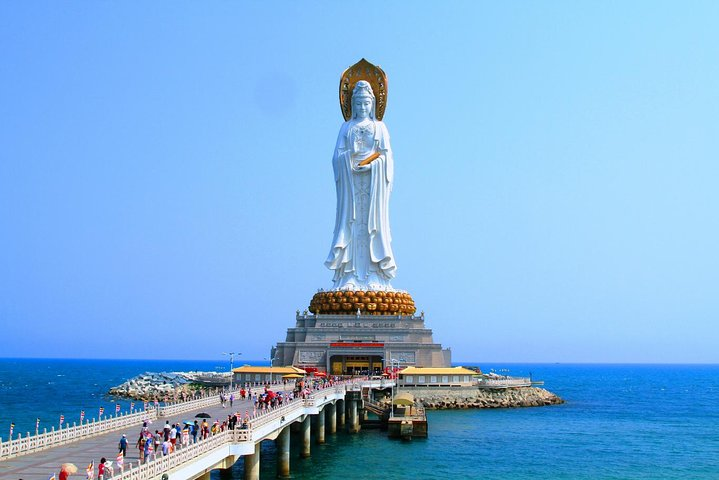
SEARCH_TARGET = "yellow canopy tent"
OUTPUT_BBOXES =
[393,392,415,406]
[283,373,304,379]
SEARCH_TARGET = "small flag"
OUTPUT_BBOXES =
[59,415,64,426]
[86,460,94,479]
[9,422,14,438]
[116,451,124,468]
[80,410,85,423]
[99,407,104,417]
[36,417,40,433]
[115,404,120,413]
[130,402,135,411]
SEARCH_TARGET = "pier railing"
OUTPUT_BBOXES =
[114,428,238,480]
[477,377,532,388]
[0,389,243,461]
[0,409,157,460]
[158,388,242,417]
[115,382,356,480]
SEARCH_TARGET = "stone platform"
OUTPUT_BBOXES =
[273,310,451,374]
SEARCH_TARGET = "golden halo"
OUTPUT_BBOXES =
[339,58,388,121]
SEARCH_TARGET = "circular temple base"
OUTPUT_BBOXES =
[308,290,417,316]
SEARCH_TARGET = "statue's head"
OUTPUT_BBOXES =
[352,80,375,120]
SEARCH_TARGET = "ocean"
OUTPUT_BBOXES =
[1,359,717,479]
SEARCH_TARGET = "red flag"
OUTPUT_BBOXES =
[99,407,104,417]
[115,404,120,413]
[59,415,64,426]
[80,410,85,423]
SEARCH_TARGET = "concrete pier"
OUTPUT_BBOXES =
[327,402,337,434]
[276,426,290,478]
[300,415,311,458]
[244,442,260,480]
[0,378,395,480]
[316,408,326,444]
[338,398,346,427]
[348,399,360,433]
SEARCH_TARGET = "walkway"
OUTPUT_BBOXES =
[1,391,274,480]
[1,379,393,480]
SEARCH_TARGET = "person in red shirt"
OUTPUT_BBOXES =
[98,457,106,479]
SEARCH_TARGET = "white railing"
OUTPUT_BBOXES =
[157,389,242,417]
[2,379,381,479]
[0,409,157,460]
[477,377,532,388]
[0,389,241,461]
[115,428,237,480]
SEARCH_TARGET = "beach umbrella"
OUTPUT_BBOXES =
[183,421,194,425]
[61,463,78,474]
[195,413,211,418]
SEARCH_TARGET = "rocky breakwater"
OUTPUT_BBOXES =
[108,371,230,400]
[406,386,564,409]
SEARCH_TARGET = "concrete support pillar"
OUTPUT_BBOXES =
[337,399,345,428]
[300,416,311,458]
[316,409,326,444]
[327,402,337,434]
[276,426,290,478]
[244,442,260,480]
[348,399,360,433]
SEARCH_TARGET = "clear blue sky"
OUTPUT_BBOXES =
[1,2,717,363]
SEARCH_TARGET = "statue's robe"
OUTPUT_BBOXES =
[325,119,396,289]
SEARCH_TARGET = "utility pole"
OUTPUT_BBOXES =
[222,352,240,391]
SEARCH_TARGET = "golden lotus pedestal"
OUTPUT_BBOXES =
[308,290,417,316]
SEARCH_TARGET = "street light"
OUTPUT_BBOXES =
[222,352,240,391]
[265,356,278,385]
[390,358,398,418]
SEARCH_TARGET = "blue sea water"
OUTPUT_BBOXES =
[1,359,718,479]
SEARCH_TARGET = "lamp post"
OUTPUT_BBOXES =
[390,358,398,418]
[222,352,240,391]
[265,356,278,385]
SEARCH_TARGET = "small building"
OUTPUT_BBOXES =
[232,365,306,384]
[398,366,480,387]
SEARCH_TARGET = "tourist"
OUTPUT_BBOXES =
[118,433,127,457]
[136,434,145,463]
[162,438,171,456]
[169,424,177,447]
[230,393,234,407]
[143,435,153,463]
[163,421,171,440]
[154,430,162,453]
[191,421,199,443]
[182,424,190,446]
[98,457,106,480]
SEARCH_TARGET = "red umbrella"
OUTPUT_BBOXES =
[314,372,327,377]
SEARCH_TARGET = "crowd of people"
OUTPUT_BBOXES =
[54,377,349,478]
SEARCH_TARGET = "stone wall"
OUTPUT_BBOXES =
[400,386,564,409]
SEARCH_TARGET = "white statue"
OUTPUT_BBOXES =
[325,80,396,290]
